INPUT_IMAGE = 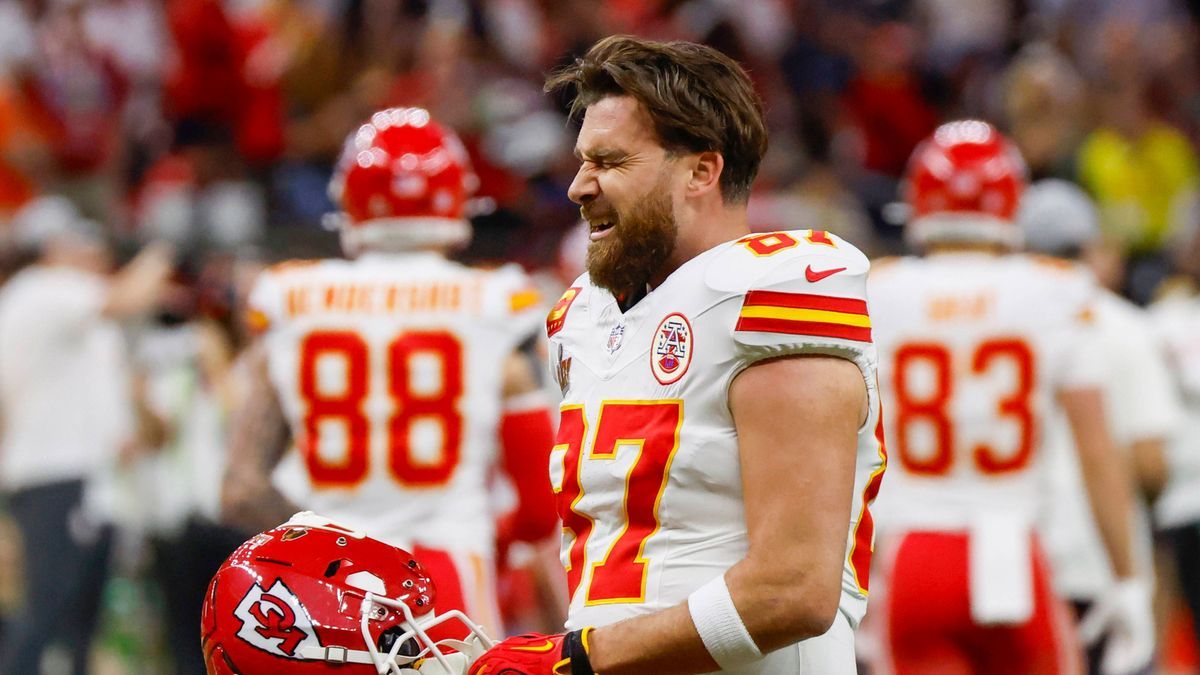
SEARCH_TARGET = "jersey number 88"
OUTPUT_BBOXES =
[297,330,463,488]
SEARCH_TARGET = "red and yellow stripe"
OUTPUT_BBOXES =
[736,290,872,342]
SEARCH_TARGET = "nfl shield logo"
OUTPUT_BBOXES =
[651,313,692,385]
[607,324,625,353]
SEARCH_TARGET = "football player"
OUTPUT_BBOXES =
[469,35,886,675]
[1021,179,1181,675]
[1149,211,1200,655]
[220,108,558,636]
[868,121,1150,674]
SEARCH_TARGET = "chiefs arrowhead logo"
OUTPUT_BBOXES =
[652,313,693,385]
[233,579,322,658]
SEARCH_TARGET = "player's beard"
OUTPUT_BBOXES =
[584,188,678,301]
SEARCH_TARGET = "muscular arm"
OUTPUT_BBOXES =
[1060,386,1137,579]
[220,340,299,533]
[586,355,867,674]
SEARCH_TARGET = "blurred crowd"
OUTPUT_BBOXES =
[0,0,1198,291]
[0,0,1199,673]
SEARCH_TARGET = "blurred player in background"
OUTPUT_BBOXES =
[1150,209,1200,655]
[470,35,885,675]
[1020,179,1182,675]
[220,108,558,636]
[869,121,1149,674]
[0,196,173,674]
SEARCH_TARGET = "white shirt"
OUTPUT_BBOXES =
[0,266,134,490]
[1150,292,1200,528]
[122,324,229,534]
[1041,289,1181,599]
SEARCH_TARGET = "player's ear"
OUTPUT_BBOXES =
[686,151,724,198]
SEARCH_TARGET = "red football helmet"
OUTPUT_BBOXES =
[902,119,1028,248]
[202,513,493,674]
[327,107,477,254]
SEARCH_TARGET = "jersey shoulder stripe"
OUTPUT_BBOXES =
[737,290,872,342]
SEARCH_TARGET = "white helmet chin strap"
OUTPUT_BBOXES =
[296,592,494,674]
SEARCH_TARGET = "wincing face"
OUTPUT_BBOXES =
[567,95,688,299]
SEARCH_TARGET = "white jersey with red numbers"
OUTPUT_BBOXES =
[868,252,1104,533]
[547,230,886,674]
[867,253,1104,673]
[248,252,542,555]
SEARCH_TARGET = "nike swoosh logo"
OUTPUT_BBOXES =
[511,639,556,653]
[805,265,846,282]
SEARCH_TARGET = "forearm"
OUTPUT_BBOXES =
[589,603,715,675]
[102,242,173,319]
[1081,458,1137,579]
[220,471,299,533]
[220,341,295,532]
[588,557,837,675]
[1063,388,1137,578]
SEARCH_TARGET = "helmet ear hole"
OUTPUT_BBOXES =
[324,559,344,578]
[378,626,421,659]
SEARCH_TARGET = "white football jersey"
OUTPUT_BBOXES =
[248,251,542,553]
[1150,292,1200,528]
[547,230,885,674]
[868,252,1105,532]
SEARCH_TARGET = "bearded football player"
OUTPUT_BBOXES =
[469,35,887,675]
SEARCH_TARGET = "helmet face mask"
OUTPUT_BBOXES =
[202,513,493,674]
[328,108,478,256]
[902,119,1028,250]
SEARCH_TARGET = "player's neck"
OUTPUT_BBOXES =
[352,245,448,260]
[651,203,750,289]
[925,242,1010,256]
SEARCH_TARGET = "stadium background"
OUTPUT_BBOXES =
[0,0,1198,673]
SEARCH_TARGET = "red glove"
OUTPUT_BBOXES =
[467,629,593,675]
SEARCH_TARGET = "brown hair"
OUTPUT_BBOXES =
[545,35,768,204]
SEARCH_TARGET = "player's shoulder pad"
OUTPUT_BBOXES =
[1012,253,1096,295]
[479,264,544,343]
[265,258,322,275]
[480,263,542,313]
[1014,254,1101,324]
[704,229,871,295]
[709,230,874,355]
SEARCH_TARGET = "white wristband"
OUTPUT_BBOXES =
[687,573,763,669]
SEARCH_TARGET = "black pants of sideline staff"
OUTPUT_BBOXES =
[153,517,249,675]
[0,479,112,675]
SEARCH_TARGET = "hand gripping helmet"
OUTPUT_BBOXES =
[327,107,478,255]
[902,119,1028,249]
[201,513,493,674]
